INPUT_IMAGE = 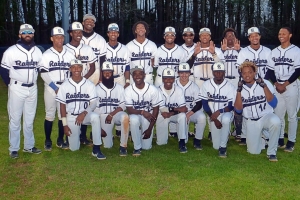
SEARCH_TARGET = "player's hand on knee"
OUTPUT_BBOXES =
[142,129,151,139]
[210,111,220,121]
[161,112,170,119]
[213,119,222,129]
[143,111,156,122]
[75,113,86,125]
[101,129,107,137]
[64,126,72,136]
[105,114,113,124]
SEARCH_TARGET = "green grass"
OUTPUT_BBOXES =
[0,78,300,199]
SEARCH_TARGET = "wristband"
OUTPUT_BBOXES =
[108,114,113,118]
[61,117,67,126]
[125,79,130,83]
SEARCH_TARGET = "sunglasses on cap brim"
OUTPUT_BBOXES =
[21,31,34,35]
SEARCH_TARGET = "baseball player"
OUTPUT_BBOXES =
[200,62,235,158]
[156,68,188,153]
[94,61,129,156]
[234,61,280,162]
[40,27,75,151]
[154,26,188,87]
[65,21,97,146]
[181,27,196,65]
[126,21,157,84]
[221,28,242,141]
[1,24,42,158]
[56,59,106,159]
[81,14,107,85]
[265,27,300,152]
[188,28,225,88]
[124,65,162,156]
[106,23,130,87]
[236,27,271,78]
[175,63,206,149]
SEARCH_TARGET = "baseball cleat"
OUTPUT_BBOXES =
[235,135,241,142]
[132,149,141,156]
[239,138,247,146]
[267,155,278,162]
[277,138,285,149]
[188,132,195,137]
[284,146,294,153]
[218,150,227,158]
[81,138,93,146]
[23,147,42,154]
[169,132,178,138]
[10,151,18,159]
[56,142,69,149]
[179,146,188,153]
[92,151,106,160]
[44,143,52,151]
[193,138,203,150]
[119,146,127,157]
[208,132,212,140]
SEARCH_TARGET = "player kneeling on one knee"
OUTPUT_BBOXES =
[200,62,236,158]
[125,65,162,156]
[56,59,106,160]
[234,61,280,162]
[156,68,189,153]
[94,61,129,156]
[175,63,206,150]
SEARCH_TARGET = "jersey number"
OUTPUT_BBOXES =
[258,103,266,111]
[84,102,88,109]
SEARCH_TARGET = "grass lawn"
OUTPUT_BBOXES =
[0,77,300,199]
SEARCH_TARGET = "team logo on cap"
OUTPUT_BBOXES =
[203,28,207,31]
[25,25,29,28]
[106,64,110,68]
[76,24,81,28]
[187,28,190,31]
[251,28,254,32]
[169,28,172,31]
[182,65,187,69]
[167,70,171,75]
[58,29,62,33]
[74,60,79,64]
[217,64,221,69]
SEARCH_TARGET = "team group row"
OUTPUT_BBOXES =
[1,13,299,161]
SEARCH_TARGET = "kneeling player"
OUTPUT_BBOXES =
[156,68,188,153]
[94,61,129,156]
[56,59,106,159]
[200,62,235,158]
[234,61,280,162]
[125,65,162,156]
[175,63,206,150]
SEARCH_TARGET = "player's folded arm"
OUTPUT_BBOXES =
[191,100,202,113]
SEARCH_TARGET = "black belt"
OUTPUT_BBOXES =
[15,81,34,87]
[277,79,287,82]
[245,117,261,121]
[225,76,236,79]
[113,74,120,78]
[56,81,63,85]
[199,78,209,81]
[71,113,79,116]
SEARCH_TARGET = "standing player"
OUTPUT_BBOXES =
[266,27,300,152]
[40,27,75,151]
[188,28,224,88]
[94,61,129,156]
[126,21,157,84]
[235,61,280,161]
[236,27,271,78]
[156,68,188,153]
[125,65,162,156]
[56,59,106,159]
[65,22,97,146]
[106,23,130,87]
[81,14,107,84]
[1,24,42,158]
[154,26,187,87]
[181,27,196,63]
[175,63,206,150]
[200,62,235,157]
[221,28,242,141]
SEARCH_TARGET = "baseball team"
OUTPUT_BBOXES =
[1,14,300,162]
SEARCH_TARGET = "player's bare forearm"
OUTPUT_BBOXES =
[126,106,143,115]
[147,106,159,132]
[124,71,130,80]
[263,86,275,102]
[84,62,96,79]
[110,107,123,116]
[64,126,72,136]
[151,58,154,67]
[174,106,188,113]
[99,69,102,82]
[60,103,67,118]
[210,110,220,121]
[234,92,243,110]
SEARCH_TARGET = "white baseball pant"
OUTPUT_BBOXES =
[67,112,102,151]
[245,113,280,155]
[210,112,233,150]
[100,112,129,148]
[44,84,61,121]
[8,81,38,152]
[156,113,187,145]
[274,80,299,142]
[129,114,154,150]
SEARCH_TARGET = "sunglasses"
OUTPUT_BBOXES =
[21,31,34,35]
[165,33,175,37]
[183,34,194,37]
